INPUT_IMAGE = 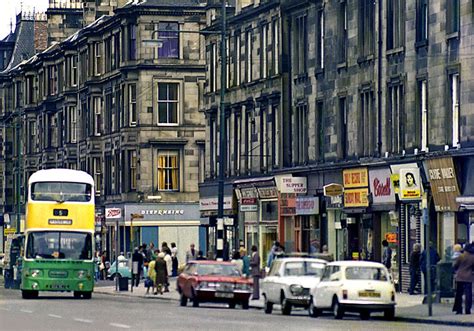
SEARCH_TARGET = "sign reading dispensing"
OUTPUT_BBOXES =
[399,168,422,201]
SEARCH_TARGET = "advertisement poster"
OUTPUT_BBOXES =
[399,168,422,201]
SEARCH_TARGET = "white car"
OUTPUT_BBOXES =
[261,257,327,315]
[309,261,396,320]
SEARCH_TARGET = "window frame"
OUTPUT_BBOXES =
[157,82,179,126]
[156,150,180,192]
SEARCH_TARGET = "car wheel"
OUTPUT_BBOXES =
[228,301,236,309]
[281,293,292,315]
[360,311,370,320]
[179,292,188,306]
[263,295,273,314]
[384,307,395,320]
[332,297,344,320]
[242,300,249,310]
[308,297,319,318]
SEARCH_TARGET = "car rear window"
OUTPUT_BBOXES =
[345,267,388,281]
[284,261,325,277]
[197,264,241,276]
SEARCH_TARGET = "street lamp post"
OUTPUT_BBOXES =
[216,0,227,261]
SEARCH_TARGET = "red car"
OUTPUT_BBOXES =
[177,260,253,309]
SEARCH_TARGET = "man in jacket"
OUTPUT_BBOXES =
[382,240,392,270]
[185,243,197,263]
[452,242,474,314]
[132,247,144,287]
[250,245,261,300]
[420,243,440,294]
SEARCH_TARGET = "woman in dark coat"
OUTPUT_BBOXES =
[154,252,168,295]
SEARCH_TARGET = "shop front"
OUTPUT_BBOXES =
[368,167,398,285]
[234,177,278,266]
[425,157,461,258]
[391,163,423,292]
[199,181,236,259]
[105,203,202,265]
[342,168,370,261]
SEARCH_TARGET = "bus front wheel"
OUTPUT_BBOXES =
[73,291,82,299]
[82,291,92,299]
[22,290,38,299]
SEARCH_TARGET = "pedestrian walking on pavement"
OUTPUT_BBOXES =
[240,247,250,277]
[420,242,440,295]
[452,242,474,315]
[154,252,168,295]
[146,252,157,295]
[231,251,243,273]
[409,243,421,295]
[250,245,261,300]
[382,240,392,270]
[163,248,172,292]
[186,243,197,263]
[171,242,178,276]
[132,247,144,287]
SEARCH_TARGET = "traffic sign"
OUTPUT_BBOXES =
[4,228,16,235]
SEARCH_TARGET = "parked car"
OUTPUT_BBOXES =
[309,261,396,320]
[262,257,327,315]
[177,260,253,309]
[107,259,131,280]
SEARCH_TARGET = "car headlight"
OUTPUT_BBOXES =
[290,284,304,296]
[235,283,250,291]
[77,270,88,279]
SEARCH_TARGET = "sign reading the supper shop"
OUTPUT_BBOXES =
[344,188,369,207]
[426,157,460,211]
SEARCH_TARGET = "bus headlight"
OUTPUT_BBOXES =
[31,269,42,278]
[77,270,88,279]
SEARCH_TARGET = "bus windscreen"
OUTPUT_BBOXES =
[31,182,92,202]
[26,231,92,260]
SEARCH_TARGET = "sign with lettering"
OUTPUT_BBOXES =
[343,168,368,188]
[344,188,369,207]
[105,208,122,219]
[280,193,296,216]
[369,168,395,205]
[426,157,460,211]
[199,196,233,211]
[278,176,307,194]
[48,219,73,225]
[385,232,398,243]
[399,168,422,201]
[240,197,258,212]
[295,196,319,215]
[323,183,344,197]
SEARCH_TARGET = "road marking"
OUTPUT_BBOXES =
[48,314,63,319]
[20,309,33,313]
[109,323,131,329]
[0,307,11,311]
[73,318,93,323]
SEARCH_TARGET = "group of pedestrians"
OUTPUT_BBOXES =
[130,242,180,295]
[407,242,441,296]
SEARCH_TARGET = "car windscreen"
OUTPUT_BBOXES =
[26,231,92,260]
[345,267,389,281]
[31,182,92,202]
[283,261,325,277]
[197,264,241,276]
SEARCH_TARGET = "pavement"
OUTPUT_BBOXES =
[93,278,474,327]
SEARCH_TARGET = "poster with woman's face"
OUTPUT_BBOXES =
[399,168,422,200]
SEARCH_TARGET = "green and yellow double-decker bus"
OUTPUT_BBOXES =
[21,169,95,299]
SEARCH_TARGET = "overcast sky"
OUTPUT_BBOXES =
[0,0,48,40]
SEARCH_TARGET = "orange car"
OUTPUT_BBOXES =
[177,260,253,309]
